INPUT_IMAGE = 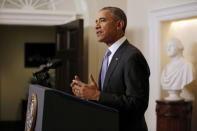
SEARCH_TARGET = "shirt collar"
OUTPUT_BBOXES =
[108,36,126,55]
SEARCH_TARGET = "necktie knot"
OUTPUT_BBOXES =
[105,50,111,57]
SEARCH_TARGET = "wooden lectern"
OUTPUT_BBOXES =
[25,84,119,131]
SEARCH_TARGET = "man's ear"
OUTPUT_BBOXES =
[117,20,124,31]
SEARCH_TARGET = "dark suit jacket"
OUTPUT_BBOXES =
[98,40,150,131]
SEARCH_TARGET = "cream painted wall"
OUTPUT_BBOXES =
[0,26,55,120]
[161,18,197,131]
[127,0,197,57]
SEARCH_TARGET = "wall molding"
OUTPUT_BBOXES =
[0,0,86,26]
[148,1,197,131]
[0,9,81,26]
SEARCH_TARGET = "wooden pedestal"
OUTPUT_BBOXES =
[156,100,192,131]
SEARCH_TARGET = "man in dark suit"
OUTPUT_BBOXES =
[71,7,150,131]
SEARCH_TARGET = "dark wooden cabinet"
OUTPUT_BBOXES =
[156,100,192,131]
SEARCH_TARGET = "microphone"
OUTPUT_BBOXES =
[46,59,62,69]
[33,59,62,76]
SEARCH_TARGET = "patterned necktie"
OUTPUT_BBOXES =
[101,50,111,90]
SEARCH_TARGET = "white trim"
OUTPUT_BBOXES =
[0,9,81,26]
[148,1,197,131]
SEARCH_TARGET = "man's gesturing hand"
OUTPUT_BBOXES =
[70,74,100,101]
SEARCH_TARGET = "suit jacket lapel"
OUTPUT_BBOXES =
[103,55,119,89]
[102,41,128,90]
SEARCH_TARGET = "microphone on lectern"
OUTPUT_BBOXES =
[33,59,62,76]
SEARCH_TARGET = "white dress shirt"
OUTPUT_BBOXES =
[107,36,126,66]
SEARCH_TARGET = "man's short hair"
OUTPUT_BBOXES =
[100,7,127,32]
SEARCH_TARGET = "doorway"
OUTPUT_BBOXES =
[0,19,85,130]
[0,25,56,130]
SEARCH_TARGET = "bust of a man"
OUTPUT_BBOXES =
[161,38,194,101]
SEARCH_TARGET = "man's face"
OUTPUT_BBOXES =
[95,10,120,44]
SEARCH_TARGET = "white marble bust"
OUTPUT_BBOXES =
[161,38,194,101]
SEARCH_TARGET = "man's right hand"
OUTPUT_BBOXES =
[70,74,100,101]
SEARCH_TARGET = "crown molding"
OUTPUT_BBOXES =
[0,9,81,26]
